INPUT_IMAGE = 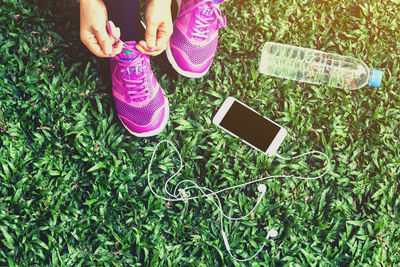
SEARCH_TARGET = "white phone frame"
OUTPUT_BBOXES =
[213,97,287,156]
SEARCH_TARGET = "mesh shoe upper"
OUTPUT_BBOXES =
[168,0,226,76]
[113,88,165,126]
[171,29,218,66]
[111,42,168,136]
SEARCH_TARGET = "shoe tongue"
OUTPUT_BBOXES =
[192,5,215,41]
[126,65,143,76]
[118,47,147,102]
[119,48,139,60]
[199,5,214,19]
[118,49,144,76]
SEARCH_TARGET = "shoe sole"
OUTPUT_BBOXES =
[166,0,211,79]
[118,94,170,138]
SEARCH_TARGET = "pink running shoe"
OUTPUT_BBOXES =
[111,42,169,137]
[166,0,226,78]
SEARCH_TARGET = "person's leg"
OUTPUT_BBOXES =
[105,0,144,42]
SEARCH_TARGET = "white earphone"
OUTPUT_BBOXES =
[147,140,330,262]
[221,183,273,262]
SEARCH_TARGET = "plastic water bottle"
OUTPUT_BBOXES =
[259,42,383,90]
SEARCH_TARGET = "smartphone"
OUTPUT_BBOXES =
[213,97,287,156]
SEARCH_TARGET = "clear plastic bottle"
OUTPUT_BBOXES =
[259,42,383,90]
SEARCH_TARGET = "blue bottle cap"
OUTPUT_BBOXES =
[368,69,383,87]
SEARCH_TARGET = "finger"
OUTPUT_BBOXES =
[107,21,124,56]
[95,28,112,55]
[87,45,109,57]
[147,50,163,56]
[136,41,157,53]
[145,22,158,48]
[81,32,110,57]
[87,45,110,58]
[138,40,153,51]
[107,21,120,40]
[136,44,163,56]
[114,27,121,41]
[155,34,169,52]
[155,25,172,51]
[110,27,121,47]
[136,44,148,54]
[138,40,160,54]
[111,41,124,56]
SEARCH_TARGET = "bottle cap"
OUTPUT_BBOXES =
[368,69,383,87]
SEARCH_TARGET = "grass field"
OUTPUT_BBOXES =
[1,0,400,265]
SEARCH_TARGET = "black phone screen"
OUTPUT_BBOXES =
[220,101,281,151]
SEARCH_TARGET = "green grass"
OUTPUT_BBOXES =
[1,0,400,265]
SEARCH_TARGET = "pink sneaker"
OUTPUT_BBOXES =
[111,42,169,137]
[166,0,226,78]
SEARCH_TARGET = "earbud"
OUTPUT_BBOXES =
[257,184,266,193]
[254,184,267,208]
[266,229,278,238]
[147,140,330,262]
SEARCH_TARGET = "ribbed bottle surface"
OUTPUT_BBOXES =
[259,42,372,90]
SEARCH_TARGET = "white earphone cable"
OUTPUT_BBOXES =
[146,140,331,262]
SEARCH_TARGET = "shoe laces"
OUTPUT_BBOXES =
[179,0,226,40]
[114,55,150,101]
[108,23,150,101]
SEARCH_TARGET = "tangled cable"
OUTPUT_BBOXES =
[147,140,331,262]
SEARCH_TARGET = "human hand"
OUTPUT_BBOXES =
[80,0,123,57]
[136,0,173,56]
